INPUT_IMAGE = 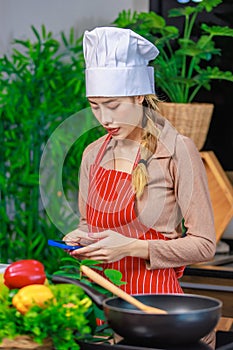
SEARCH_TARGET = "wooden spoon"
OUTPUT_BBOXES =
[80,265,167,314]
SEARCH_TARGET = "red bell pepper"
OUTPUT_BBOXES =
[4,259,46,289]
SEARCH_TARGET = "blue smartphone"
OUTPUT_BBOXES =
[48,239,82,250]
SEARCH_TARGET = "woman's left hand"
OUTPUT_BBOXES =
[69,230,149,262]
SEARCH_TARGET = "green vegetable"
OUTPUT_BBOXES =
[0,283,93,350]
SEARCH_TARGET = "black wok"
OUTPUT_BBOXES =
[52,275,222,346]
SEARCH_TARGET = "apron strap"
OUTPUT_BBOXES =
[95,133,112,166]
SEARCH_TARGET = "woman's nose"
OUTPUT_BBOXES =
[100,108,113,125]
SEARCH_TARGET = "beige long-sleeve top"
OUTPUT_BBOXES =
[78,114,216,270]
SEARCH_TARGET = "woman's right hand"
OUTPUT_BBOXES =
[63,228,96,247]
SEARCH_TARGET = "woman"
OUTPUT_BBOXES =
[63,26,216,295]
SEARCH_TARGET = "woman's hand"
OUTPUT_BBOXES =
[63,228,96,247]
[69,230,149,262]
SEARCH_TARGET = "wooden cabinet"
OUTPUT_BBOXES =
[200,151,233,242]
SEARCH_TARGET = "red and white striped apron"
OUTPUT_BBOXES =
[87,133,184,294]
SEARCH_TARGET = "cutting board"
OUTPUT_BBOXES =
[200,151,233,242]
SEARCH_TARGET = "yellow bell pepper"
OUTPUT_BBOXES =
[12,284,55,314]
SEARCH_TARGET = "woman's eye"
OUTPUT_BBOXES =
[90,103,119,110]
[91,105,100,110]
[108,104,119,110]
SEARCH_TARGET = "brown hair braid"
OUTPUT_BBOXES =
[132,94,160,199]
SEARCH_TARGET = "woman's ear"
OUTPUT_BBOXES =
[135,95,145,105]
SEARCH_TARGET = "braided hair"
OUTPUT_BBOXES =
[132,94,160,199]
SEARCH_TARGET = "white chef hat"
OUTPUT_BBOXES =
[83,26,159,97]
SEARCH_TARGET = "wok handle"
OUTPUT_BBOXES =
[51,275,106,308]
[81,265,167,314]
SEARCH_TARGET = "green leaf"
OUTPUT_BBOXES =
[169,6,199,18]
[81,260,103,268]
[198,66,233,82]
[31,25,41,43]
[112,9,139,27]
[61,31,69,47]
[201,24,233,37]
[200,0,222,13]
[104,269,127,286]
[138,11,166,29]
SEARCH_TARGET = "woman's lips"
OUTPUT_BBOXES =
[106,127,120,135]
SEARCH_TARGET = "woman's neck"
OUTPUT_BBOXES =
[113,139,140,174]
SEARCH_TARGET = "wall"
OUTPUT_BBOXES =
[0,0,149,54]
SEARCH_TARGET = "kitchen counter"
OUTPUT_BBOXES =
[180,250,233,318]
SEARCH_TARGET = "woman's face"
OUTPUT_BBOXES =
[88,96,144,141]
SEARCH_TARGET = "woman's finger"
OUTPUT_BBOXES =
[88,231,109,239]
[63,229,96,243]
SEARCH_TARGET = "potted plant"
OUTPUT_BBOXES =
[113,0,233,150]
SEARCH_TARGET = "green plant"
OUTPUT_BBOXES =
[52,257,126,287]
[113,0,233,103]
[51,257,127,328]
[0,25,104,272]
[0,283,93,350]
